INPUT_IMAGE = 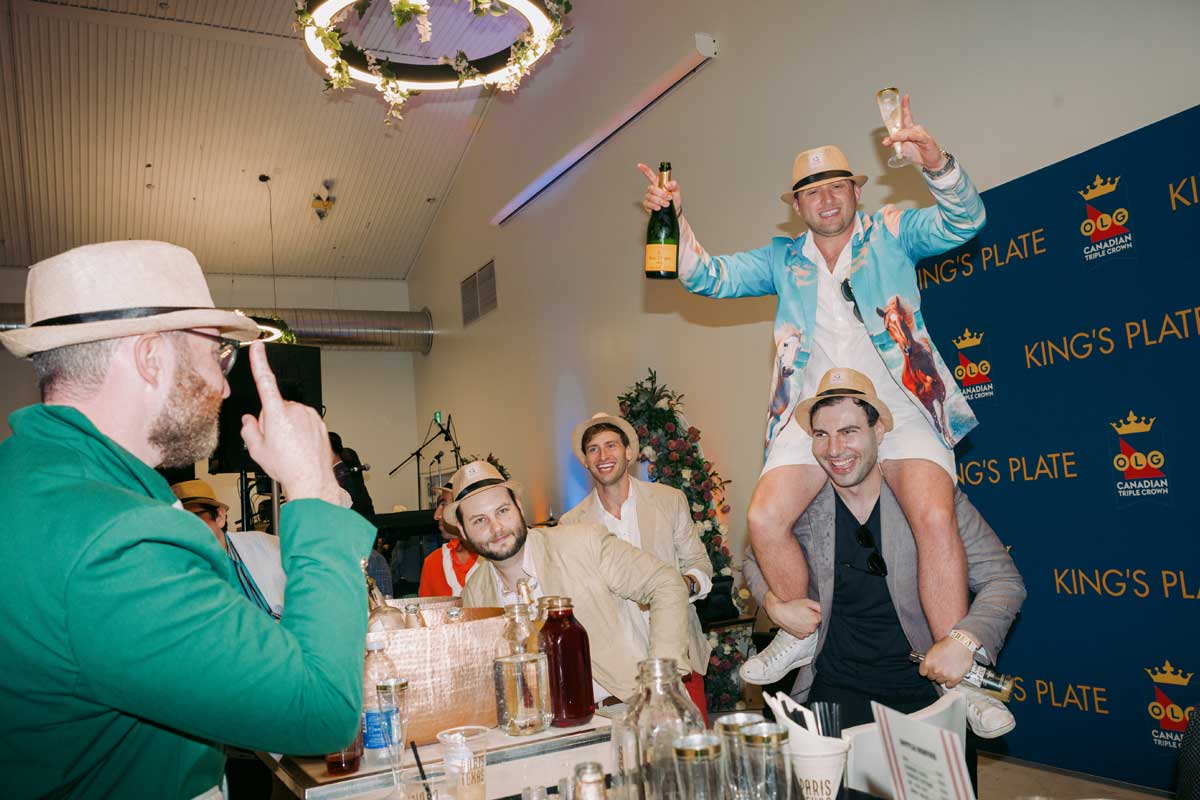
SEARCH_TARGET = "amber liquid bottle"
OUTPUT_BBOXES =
[538,597,596,727]
[644,161,679,280]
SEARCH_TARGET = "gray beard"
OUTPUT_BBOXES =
[148,357,223,469]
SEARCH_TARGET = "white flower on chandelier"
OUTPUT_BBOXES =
[297,1,572,123]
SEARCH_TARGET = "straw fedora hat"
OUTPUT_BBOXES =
[443,460,524,527]
[569,412,640,467]
[792,368,894,434]
[1,240,259,358]
[171,479,229,512]
[779,145,868,205]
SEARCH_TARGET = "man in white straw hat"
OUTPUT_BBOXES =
[0,241,376,799]
[455,459,692,704]
[638,95,984,681]
[742,368,1024,761]
[561,412,714,719]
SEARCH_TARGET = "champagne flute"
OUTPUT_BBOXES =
[876,87,908,168]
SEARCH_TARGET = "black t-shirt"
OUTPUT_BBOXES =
[813,493,928,695]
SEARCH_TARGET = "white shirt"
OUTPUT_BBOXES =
[592,481,712,602]
[798,215,938,439]
[226,530,287,618]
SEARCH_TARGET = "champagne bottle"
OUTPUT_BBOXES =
[644,161,679,280]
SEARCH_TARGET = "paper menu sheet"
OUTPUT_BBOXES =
[871,701,975,800]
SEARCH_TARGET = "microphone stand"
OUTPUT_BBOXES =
[445,414,464,470]
[388,425,444,510]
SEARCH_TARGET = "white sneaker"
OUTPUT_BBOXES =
[739,630,818,685]
[951,683,1016,739]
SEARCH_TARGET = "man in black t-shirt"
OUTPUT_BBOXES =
[743,368,1026,747]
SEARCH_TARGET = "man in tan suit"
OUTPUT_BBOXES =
[453,460,691,704]
[561,412,714,719]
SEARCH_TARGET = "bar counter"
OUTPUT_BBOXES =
[261,714,615,800]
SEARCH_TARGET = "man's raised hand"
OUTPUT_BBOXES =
[240,342,342,505]
[637,163,683,215]
[881,95,947,172]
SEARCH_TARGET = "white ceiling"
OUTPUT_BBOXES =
[0,0,544,279]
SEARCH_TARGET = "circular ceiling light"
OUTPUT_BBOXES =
[302,0,556,93]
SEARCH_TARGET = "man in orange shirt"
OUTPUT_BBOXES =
[418,483,479,597]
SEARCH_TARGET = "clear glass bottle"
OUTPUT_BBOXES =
[909,650,1014,701]
[494,603,552,735]
[538,597,596,727]
[402,602,426,629]
[366,571,407,633]
[625,658,704,800]
[573,761,608,800]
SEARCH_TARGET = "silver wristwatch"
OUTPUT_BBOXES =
[922,150,956,179]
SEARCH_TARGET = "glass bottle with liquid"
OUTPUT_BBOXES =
[494,604,551,734]
[644,161,679,280]
[539,597,596,727]
[402,603,426,629]
[909,650,1015,701]
[573,761,609,800]
[366,570,407,633]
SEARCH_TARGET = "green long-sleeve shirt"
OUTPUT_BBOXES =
[0,404,375,798]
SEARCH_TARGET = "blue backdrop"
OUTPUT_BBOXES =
[915,104,1200,790]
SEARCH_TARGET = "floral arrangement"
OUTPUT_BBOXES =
[706,624,753,713]
[617,369,733,574]
[617,369,751,711]
[294,0,572,123]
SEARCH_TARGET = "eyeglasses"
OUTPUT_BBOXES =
[839,524,887,577]
[182,330,240,375]
[840,279,864,323]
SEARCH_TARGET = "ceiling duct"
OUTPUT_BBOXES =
[0,304,434,354]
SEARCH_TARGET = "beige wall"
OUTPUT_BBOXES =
[407,0,1200,558]
[0,270,421,516]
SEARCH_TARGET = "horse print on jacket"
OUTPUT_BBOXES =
[876,295,949,437]
[766,323,805,452]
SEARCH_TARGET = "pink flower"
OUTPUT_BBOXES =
[703,489,713,501]
[666,439,676,451]
[650,436,660,447]
[669,452,680,462]
[721,504,731,514]
[662,467,673,477]
[721,546,731,556]
[636,425,648,437]
[712,535,723,547]
[707,508,717,518]
[702,479,713,490]
[665,422,676,433]
[693,512,703,521]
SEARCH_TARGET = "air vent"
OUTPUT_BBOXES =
[461,260,497,326]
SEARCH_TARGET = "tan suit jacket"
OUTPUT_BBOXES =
[561,478,714,674]
[461,524,690,701]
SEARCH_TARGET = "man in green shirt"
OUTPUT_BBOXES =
[0,241,375,798]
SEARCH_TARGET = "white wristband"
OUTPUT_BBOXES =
[948,629,979,654]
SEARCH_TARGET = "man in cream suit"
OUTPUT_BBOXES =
[561,412,714,718]
[455,460,691,703]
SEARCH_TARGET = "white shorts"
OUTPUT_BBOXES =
[761,403,956,483]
